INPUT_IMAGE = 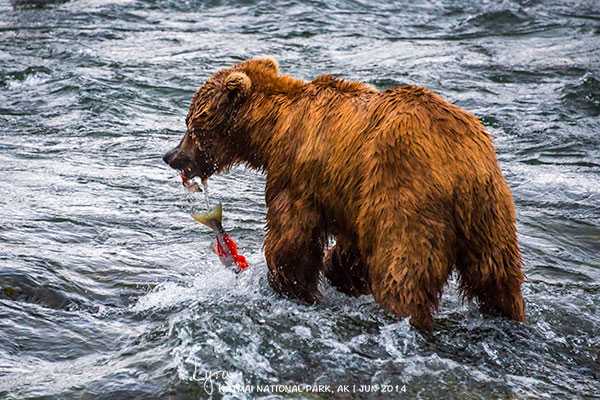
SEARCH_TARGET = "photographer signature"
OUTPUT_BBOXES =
[193,369,230,395]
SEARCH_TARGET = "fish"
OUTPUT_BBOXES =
[180,170,202,192]
[192,203,250,273]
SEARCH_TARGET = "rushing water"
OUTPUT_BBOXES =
[1,0,599,399]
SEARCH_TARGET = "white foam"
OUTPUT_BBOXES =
[131,264,240,313]
[7,74,48,89]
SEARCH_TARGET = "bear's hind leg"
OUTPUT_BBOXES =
[367,218,454,332]
[456,235,525,322]
[264,191,324,304]
[323,236,370,296]
[455,183,526,322]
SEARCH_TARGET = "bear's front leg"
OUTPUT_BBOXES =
[323,236,371,296]
[264,190,324,304]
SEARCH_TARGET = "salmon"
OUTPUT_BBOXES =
[192,203,249,273]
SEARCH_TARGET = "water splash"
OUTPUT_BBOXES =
[202,179,211,209]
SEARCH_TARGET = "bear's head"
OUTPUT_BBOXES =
[162,57,279,180]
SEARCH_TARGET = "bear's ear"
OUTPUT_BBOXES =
[253,56,279,74]
[224,72,252,97]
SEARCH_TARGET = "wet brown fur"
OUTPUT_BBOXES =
[170,57,526,331]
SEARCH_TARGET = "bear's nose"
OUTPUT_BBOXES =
[163,147,178,166]
[163,146,192,172]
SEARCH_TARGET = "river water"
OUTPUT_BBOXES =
[1,0,599,399]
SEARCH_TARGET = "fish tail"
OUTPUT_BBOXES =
[192,203,223,228]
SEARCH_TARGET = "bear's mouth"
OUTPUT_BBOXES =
[171,150,218,184]
[180,167,201,183]
[179,167,206,192]
[181,165,212,183]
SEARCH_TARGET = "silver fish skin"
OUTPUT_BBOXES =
[193,203,237,271]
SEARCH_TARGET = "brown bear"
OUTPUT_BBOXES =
[163,57,526,331]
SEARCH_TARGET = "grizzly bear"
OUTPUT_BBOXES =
[163,57,525,331]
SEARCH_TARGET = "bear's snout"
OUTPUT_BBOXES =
[162,146,188,171]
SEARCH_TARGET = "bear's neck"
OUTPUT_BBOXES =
[237,92,298,172]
